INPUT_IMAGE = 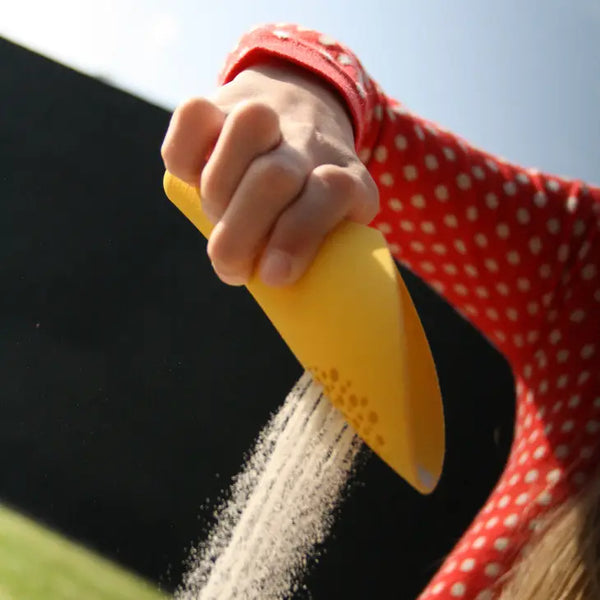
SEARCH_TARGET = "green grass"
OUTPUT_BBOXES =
[0,504,169,600]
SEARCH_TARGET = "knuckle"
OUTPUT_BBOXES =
[314,164,358,204]
[161,97,215,178]
[160,136,172,166]
[160,115,184,170]
[253,152,306,195]
[234,99,275,121]
[160,133,189,180]
[176,96,212,120]
[169,98,209,137]
[361,168,379,201]
[207,227,244,271]
[230,100,279,140]
[360,168,381,219]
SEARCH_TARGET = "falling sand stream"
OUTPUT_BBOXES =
[177,372,363,600]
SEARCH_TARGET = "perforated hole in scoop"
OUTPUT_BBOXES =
[306,365,385,450]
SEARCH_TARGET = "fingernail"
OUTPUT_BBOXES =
[260,250,293,287]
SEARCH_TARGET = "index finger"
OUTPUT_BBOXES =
[161,97,226,185]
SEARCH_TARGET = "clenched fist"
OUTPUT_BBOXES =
[161,59,379,287]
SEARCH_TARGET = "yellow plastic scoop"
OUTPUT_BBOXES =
[163,172,444,494]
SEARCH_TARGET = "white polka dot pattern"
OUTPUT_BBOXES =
[223,24,600,600]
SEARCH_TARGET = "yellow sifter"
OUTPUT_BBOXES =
[163,172,445,494]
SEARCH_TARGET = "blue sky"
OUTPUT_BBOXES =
[3,0,598,184]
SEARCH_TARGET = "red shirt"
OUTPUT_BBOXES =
[219,24,600,600]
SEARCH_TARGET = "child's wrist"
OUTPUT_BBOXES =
[241,58,355,144]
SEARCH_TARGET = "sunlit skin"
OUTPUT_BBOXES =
[161,59,379,288]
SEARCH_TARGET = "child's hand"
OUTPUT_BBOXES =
[161,59,379,287]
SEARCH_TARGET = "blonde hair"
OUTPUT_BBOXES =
[498,469,600,600]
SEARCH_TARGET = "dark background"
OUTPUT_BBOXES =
[1,38,515,598]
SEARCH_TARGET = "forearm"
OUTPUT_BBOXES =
[220,24,600,369]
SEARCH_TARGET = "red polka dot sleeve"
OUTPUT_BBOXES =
[219,24,600,600]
